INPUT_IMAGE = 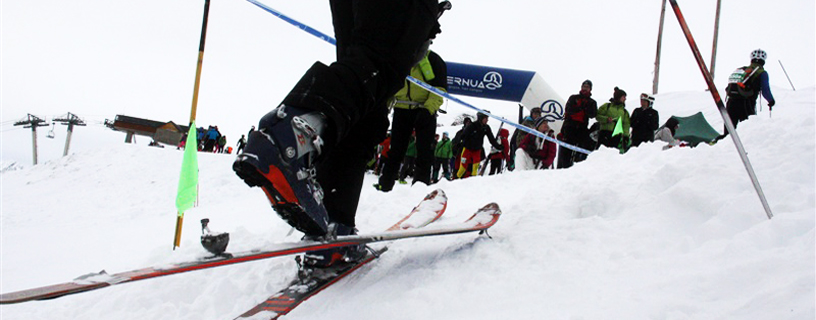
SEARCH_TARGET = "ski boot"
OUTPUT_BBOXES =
[233,104,331,236]
[301,222,367,269]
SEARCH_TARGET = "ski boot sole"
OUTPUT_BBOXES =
[233,157,326,236]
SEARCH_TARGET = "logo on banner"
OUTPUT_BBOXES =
[448,71,504,92]
[540,99,564,121]
[483,71,503,90]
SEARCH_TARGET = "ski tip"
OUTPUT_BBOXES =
[427,189,446,200]
[480,203,501,215]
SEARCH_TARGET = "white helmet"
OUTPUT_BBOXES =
[750,48,767,62]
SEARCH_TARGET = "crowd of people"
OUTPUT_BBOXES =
[367,48,776,185]
[177,125,232,154]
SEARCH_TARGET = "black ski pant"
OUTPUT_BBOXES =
[316,109,387,228]
[380,108,437,188]
[281,0,438,146]
[432,157,451,182]
[721,96,755,138]
[557,124,589,169]
[630,130,653,147]
[488,158,503,175]
[295,0,437,228]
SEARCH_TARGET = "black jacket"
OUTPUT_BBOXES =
[562,92,598,129]
[457,121,502,151]
[630,107,659,143]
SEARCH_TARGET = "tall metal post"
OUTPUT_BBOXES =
[652,0,668,95]
[14,114,48,165]
[710,0,722,78]
[669,0,774,220]
[54,113,86,156]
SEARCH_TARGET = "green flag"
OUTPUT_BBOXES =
[176,123,199,214]
[612,117,624,137]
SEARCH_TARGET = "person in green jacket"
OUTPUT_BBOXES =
[432,131,454,183]
[596,87,631,150]
[376,49,447,191]
[398,134,418,184]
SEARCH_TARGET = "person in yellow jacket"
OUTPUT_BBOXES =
[375,50,447,191]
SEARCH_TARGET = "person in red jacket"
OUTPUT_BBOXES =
[515,118,557,170]
[487,128,510,175]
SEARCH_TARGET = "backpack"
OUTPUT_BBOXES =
[726,66,763,98]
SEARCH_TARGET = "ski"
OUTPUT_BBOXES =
[1,191,501,305]
[233,188,449,319]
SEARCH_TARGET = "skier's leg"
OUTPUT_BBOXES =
[412,109,437,185]
[379,108,414,191]
[235,0,437,236]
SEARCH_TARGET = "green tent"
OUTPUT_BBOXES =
[670,112,720,146]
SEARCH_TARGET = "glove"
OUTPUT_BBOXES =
[768,100,775,108]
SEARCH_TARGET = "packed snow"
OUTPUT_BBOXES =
[1,88,814,319]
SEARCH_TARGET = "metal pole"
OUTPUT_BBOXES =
[63,123,74,156]
[32,126,39,165]
[710,0,722,78]
[652,0,668,95]
[778,60,796,91]
[669,0,774,220]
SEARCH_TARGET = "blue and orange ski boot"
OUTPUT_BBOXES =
[233,104,331,236]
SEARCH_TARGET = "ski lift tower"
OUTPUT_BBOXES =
[53,112,86,156]
[13,114,49,165]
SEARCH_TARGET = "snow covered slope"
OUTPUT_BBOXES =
[1,89,814,319]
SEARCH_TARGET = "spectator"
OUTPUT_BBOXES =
[487,128,510,175]
[630,93,659,147]
[557,80,597,169]
[455,112,503,179]
[655,118,686,150]
[217,135,227,153]
[451,117,472,178]
[374,133,391,176]
[596,87,630,151]
[398,133,417,184]
[432,131,453,183]
[509,106,542,171]
[375,49,447,191]
[236,134,247,154]
[515,118,557,170]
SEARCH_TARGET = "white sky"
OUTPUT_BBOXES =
[2,0,814,164]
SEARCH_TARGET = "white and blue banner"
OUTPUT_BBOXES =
[446,62,565,132]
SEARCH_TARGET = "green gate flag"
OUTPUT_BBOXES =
[176,123,199,214]
[612,117,624,137]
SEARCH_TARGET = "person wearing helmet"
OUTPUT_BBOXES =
[455,111,503,179]
[630,93,660,147]
[717,49,776,140]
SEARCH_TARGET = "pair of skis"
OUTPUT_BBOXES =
[235,189,457,319]
[0,189,501,320]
